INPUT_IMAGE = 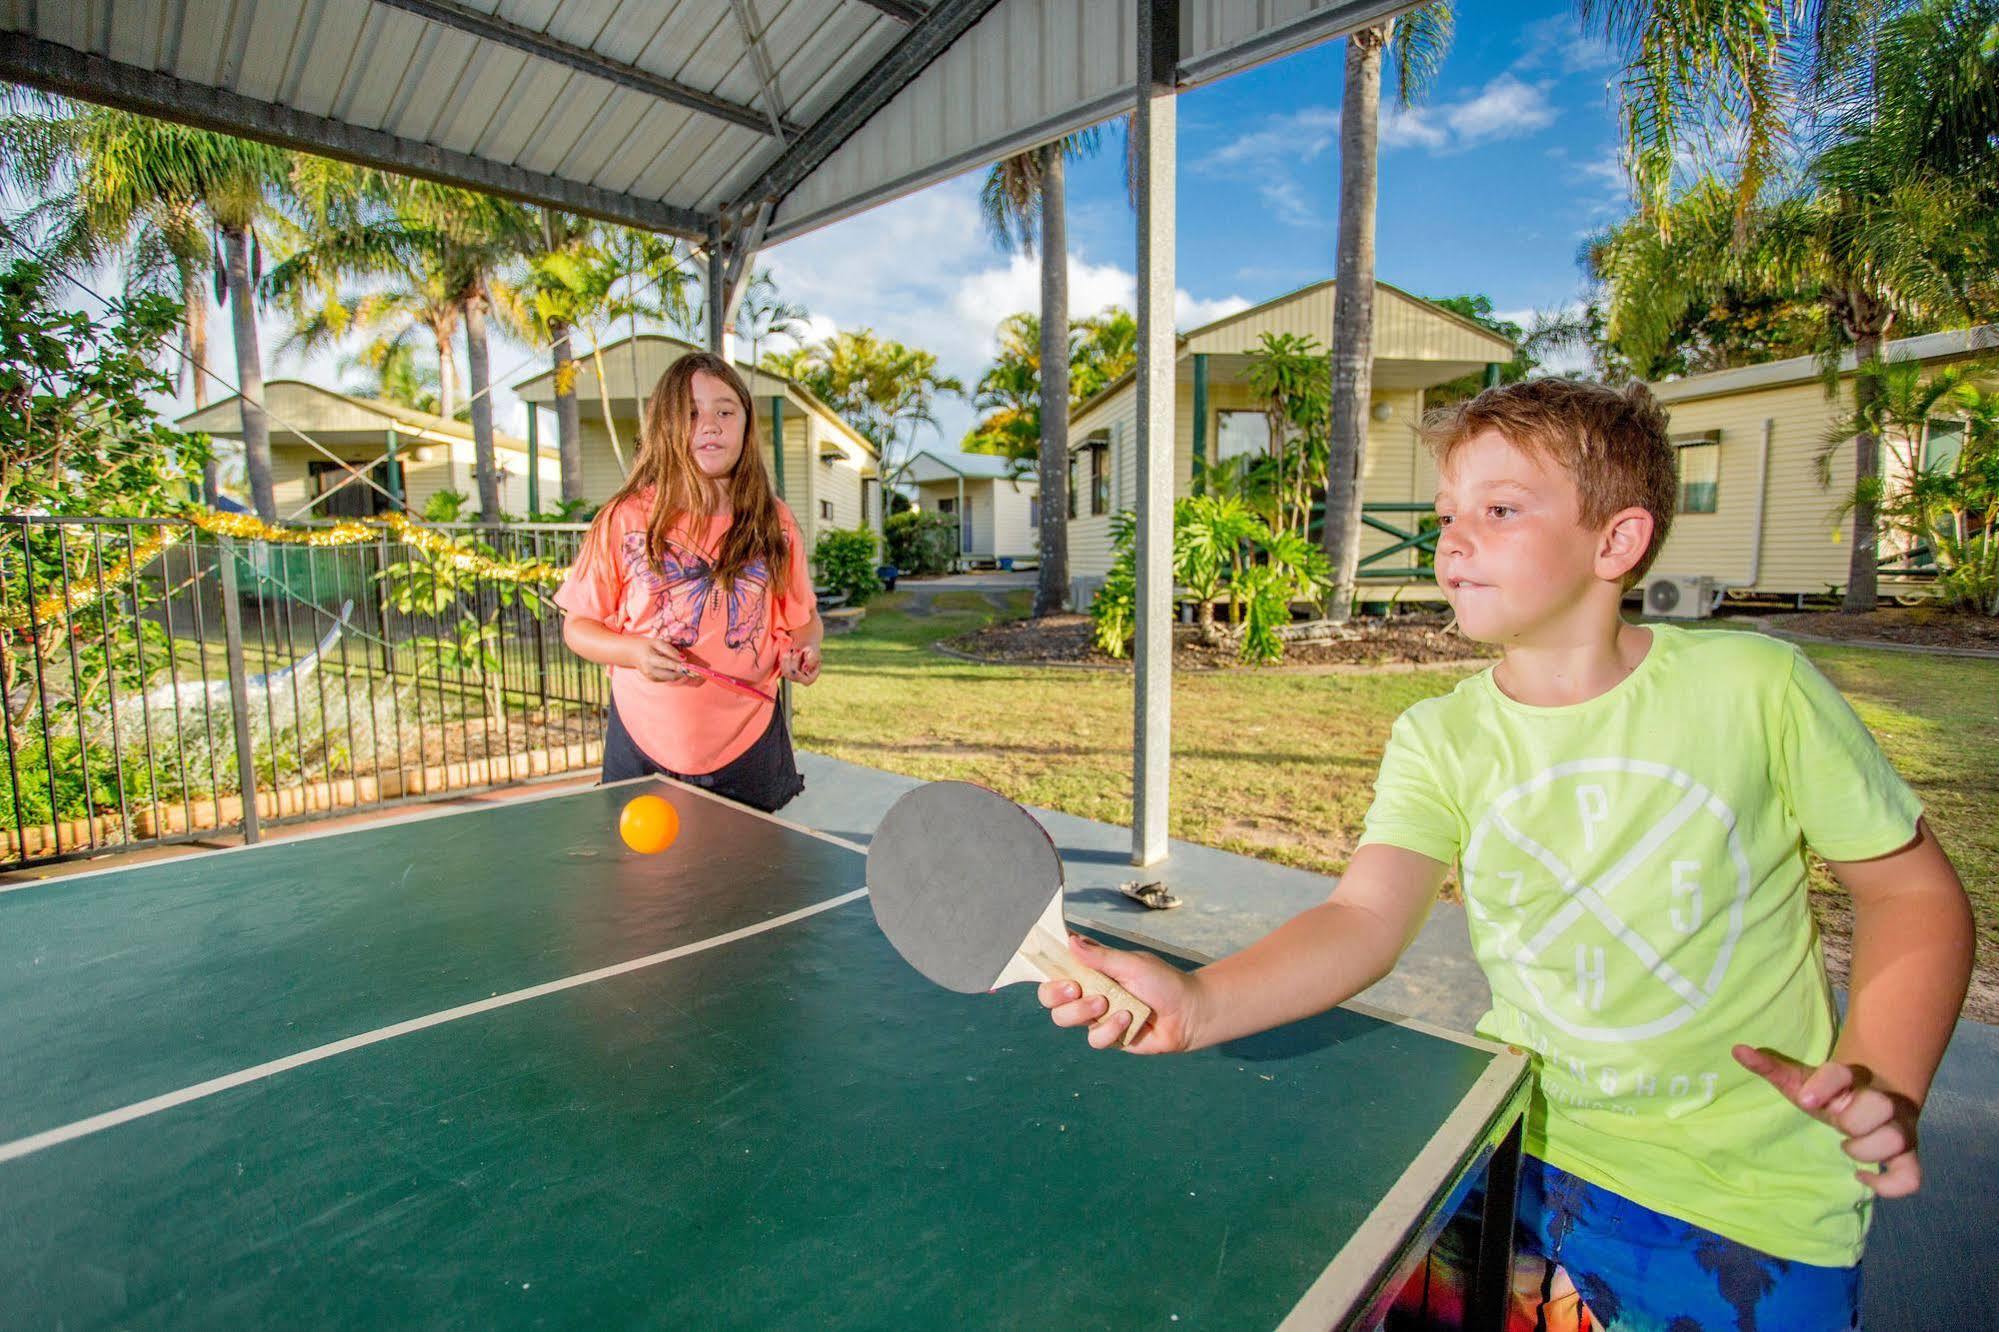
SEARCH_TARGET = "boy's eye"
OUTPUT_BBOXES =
[1435,514,1454,527]
[1486,505,1514,519]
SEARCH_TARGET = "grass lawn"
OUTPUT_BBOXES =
[795,591,1998,1013]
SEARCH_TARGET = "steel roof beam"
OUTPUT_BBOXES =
[0,34,711,238]
[731,0,1003,210]
[851,0,930,21]
[372,0,803,139]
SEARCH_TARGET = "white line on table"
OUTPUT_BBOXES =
[0,887,868,1167]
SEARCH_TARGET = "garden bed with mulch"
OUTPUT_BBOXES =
[1763,608,1999,653]
[946,612,1497,671]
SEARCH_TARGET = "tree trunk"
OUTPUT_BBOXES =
[432,316,460,420]
[464,287,501,521]
[223,225,275,520]
[1035,143,1071,617]
[1322,27,1386,624]
[183,266,218,506]
[550,320,584,505]
[1843,326,1886,611]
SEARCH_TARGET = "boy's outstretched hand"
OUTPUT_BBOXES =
[1038,934,1202,1054]
[1734,1045,1923,1198]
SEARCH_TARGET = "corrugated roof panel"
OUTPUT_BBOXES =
[327,9,426,130]
[469,57,570,162]
[537,0,623,59]
[163,0,237,86]
[232,0,308,104]
[626,114,717,201]
[383,26,477,142]
[430,46,532,155]
[780,11,890,126]
[104,0,157,66]
[519,77,627,179]
[281,1,368,116]
[673,122,767,208]
[656,3,747,101]
[769,0,1393,242]
[512,73,616,174]
[36,0,89,51]
[580,98,683,193]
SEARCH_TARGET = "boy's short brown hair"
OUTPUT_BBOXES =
[1422,378,1678,586]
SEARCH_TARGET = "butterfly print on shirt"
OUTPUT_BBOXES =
[620,532,769,651]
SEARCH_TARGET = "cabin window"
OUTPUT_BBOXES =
[1673,433,1720,514]
[1215,410,1270,464]
[308,460,391,518]
[819,500,834,521]
[1924,419,1966,474]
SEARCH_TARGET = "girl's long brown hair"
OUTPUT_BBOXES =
[594,351,790,590]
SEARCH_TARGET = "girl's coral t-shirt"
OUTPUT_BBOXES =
[555,493,814,774]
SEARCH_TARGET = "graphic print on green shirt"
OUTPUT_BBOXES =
[1359,624,1922,1267]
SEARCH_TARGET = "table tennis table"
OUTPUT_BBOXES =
[1,779,1528,1329]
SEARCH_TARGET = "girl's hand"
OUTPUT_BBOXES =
[1734,1045,1924,1197]
[1037,934,1205,1054]
[780,644,821,685]
[628,637,695,685]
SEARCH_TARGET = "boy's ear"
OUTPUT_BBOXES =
[1596,505,1655,583]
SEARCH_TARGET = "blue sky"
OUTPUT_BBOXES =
[128,2,1637,483]
[763,0,1633,459]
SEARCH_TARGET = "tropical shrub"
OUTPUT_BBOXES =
[813,527,882,606]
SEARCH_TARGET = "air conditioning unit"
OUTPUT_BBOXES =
[1069,575,1105,612]
[1644,574,1717,619]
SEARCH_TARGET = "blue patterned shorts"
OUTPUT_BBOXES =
[1390,1155,1862,1331]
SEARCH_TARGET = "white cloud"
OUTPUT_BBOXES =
[1379,102,1450,150]
[1197,107,1339,171]
[764,176,1249,450]
[1441,75,1558,145]
[1511,15,1620,76]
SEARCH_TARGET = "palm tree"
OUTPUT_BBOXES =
[1321,6,1454,621]
[963,312,1043,463]
[1069,306,1138,404]
[1,103,223,503]
[1,98,291,517]
[735,269,810,374]
[784,328,963,488]
[275,171,528,519]
[983,130,1104,615]
[340,337,443,415]
[502,209,605,505]
[1591,0,1999,609]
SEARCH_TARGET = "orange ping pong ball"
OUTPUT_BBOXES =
[619,794,679,855]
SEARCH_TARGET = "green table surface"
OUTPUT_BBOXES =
[0,782,1524,1328]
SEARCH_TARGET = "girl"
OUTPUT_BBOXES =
[556,352,822,812]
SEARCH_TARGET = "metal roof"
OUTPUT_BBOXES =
[4,0,1413,247]
[1648,325,1999,404]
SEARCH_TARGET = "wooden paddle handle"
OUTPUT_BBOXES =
[1025,931,1153,1049]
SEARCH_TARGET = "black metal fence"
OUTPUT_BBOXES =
[0,516,609,869]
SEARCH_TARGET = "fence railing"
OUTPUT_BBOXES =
[0,515,609,870]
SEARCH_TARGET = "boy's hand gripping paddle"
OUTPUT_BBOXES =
[866,781,1152,1047]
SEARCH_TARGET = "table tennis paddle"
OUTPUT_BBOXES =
[680,659,777,704]
[866,781,1153,1047]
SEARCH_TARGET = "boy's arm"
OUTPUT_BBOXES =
[1042,843,1451,1052]
[1735,818,1973,1197]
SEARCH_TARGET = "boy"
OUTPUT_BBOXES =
[1040,380,1973,1328]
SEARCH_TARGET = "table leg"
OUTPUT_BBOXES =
[1469,1115,1524,1329]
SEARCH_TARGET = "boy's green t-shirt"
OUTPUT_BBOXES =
[1360,623,1920,1267]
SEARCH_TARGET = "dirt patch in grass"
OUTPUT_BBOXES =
[948,612,1497,671]
[1769,608,1999,653]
